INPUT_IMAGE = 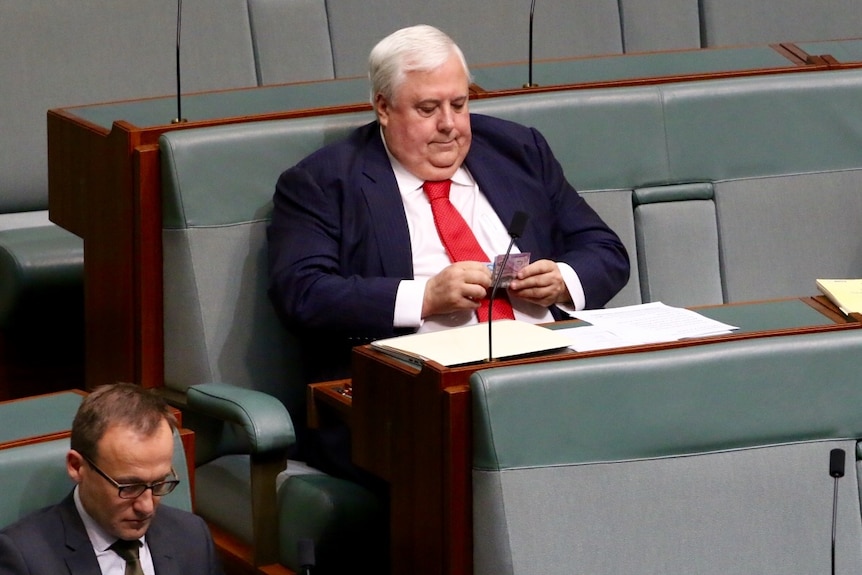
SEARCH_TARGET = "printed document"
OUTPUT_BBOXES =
[561,302,738,352]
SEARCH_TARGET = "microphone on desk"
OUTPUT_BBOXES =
[829,448,845,575]
[172,0,187,124]
[487,211,530,362]
[524,0,539,88]
[298,537,315,575]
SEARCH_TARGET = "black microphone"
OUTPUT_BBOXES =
[297,537,315,575]
[487,211,530,361]
[829,448,845,575]
[171,0,187,124]
[524,0,538,88]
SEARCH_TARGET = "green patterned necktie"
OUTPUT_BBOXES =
[110,539,144,575]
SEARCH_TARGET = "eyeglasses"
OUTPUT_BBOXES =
[83,455,180,499]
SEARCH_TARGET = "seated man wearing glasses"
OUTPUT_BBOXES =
[0,383,223,575]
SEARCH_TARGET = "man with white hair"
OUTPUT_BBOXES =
[267,25,629,479]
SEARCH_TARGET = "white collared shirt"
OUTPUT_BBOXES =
[74,486,156,575]
[383,139,584,332]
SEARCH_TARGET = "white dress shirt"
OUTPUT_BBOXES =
[74,486,156,575]
[383,145,585,333]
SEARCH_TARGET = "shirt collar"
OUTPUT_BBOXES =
[73,485,146,553]
[380,128,474,194]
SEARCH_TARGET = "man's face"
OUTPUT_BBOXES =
[375,51,472,181]
[67,419,175,541]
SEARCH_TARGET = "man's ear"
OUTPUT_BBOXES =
[66,449,85,484]
[374,93,390,128]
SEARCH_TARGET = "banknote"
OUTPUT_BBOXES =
[488,252,531,288]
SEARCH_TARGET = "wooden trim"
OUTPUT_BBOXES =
[133,144,164,389]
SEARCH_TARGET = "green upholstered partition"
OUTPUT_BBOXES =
[700,0,862,47]
[471,329,862,575]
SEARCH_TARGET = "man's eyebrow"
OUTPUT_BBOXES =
[115,470,174,484]
[415,95,468,106]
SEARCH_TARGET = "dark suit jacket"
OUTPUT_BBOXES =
[0,492,223,575]
[267,113,630,381]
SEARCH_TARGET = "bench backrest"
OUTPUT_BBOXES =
[0,433,192,530]
[159,68,862,417]
[700,0,862,46]
[470,329,862,575]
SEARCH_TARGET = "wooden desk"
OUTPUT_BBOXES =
[309,297,859,575]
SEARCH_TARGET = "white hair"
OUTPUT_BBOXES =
[368,25,471,105]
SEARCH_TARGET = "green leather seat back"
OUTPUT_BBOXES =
[160,112,375,417]
[701,0,862,46]
[0,432,192,530]
[471,329,862,575]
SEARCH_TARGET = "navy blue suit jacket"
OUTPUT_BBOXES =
[267,113,629,380]
[0,492,222,575]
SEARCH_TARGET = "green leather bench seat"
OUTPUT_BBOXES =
[0,439,77,528]
[470,329,862,575]
[0,431,193,530]
[159,113,386,569]
[5,0,862,358]
[0,226,83,327]
[158,66,862,360]
[157,65,862,572]
[476,68,862,306]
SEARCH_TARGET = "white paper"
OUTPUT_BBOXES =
[562,302,738,351]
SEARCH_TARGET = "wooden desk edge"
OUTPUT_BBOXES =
[307,379,353,429]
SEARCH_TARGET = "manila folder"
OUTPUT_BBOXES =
[370,320,572,367]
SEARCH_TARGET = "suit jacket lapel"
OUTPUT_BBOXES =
[57,493,103,575]
[359,127,414,277]
[464,142,540,255]
[145,516,182,575]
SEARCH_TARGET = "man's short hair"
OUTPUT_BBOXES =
[368,24,471,106]
[70,382,177,461]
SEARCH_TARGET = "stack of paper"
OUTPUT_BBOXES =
[561,302,739,352]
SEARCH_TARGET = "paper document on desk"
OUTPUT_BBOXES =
[562,302,739,351]
[370,320,572,367]
[816,278,862,315]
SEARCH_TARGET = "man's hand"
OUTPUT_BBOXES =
[507,259,571,307]
[422,262,492,318]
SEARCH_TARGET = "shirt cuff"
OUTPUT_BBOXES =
[394,278,428,328]
[556,262,586,312]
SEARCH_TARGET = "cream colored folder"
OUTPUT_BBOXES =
[370,320,572,367]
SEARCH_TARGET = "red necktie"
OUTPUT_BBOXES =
[423,180,515,321]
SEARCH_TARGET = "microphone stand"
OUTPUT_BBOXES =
[524,0,538,88]
[487,211,529,362]
[172,0,187,124]
[487,245,516,362]
[829,448,845,575]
